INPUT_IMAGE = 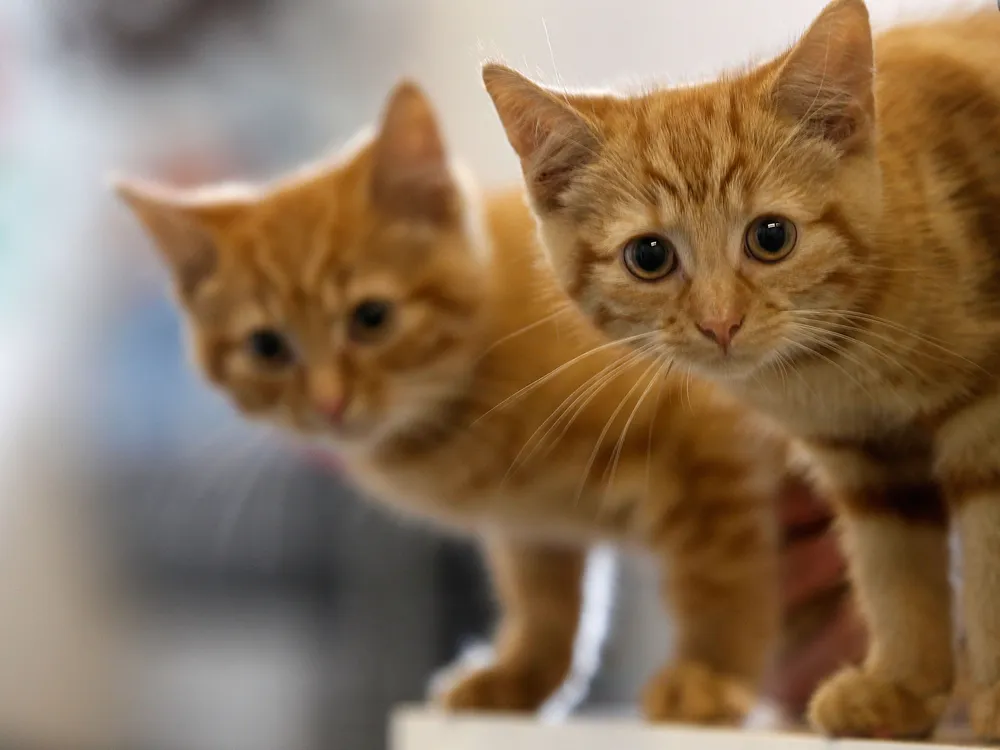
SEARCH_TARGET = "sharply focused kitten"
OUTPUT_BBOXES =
[483,0,1000,740]
[112,82,805,725]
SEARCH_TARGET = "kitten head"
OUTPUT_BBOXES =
[114,82,490,448]
[484,0,881,382]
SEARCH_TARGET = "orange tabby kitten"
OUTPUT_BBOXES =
[483,0,1000,740]
[113,82,796,725]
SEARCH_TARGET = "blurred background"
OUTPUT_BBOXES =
[0,0,955,749]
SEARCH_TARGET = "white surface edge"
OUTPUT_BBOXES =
[391,707,978,750]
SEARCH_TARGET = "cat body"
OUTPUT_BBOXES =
[483,0,1000,740]
[114,83,792,724]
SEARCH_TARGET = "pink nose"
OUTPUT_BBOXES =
[696,316,744,353]
[317,399,347,424]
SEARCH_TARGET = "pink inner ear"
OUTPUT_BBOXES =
[773,0,874,150]
[371,83,458,223]
[113,179,236,295]
[374,82,448,179]
[378,116,446,176]
[483,65,577,160]
[482,65,602,213]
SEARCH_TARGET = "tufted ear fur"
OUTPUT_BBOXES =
[482,64,601,211]
[113,176,250,295]
[370,79,459,224]
[772,0,875,153]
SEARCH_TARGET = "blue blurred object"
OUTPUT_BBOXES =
[0,152,42,316]
[98,287,242,461]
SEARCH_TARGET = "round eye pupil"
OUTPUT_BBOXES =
[623,234,676,281]
[634,238,666,272]
[354,300,388,329]
[756,220,787,254]
[248,329,290,362]
[746,214,797,263]
[350,299,394,341]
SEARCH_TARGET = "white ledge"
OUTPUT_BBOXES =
[391,707,980,750]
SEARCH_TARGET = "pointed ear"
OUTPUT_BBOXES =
[371,80,458,224]
[772,0,875,153]
[482,64,600,212]
[111,176,248,296]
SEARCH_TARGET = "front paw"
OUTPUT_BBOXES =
[641,661,756,725]
[808,666,948,739]
[439,662,567,714]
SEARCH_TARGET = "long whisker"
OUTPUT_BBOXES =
[644,358,672,501]
[605,356,666,495]
[576,353,663,506]
[789,320,915,381]
[505,342,659,482]
[171,427,267,515]
[848,261,935,274]
[533,342,663,464]
[217,440,275,554]
[781,334,879,403]
[476,304,574,362]
[472,330,659,426]
[788,327,924,410]
[775,337,820,400]
[504,353,633,479]
[790,316,941,383]
[793,308,987,373]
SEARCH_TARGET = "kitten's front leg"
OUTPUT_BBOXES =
[938,397,1000,742]
[644,491,778,725]
[439,536,585,714]
[808,451,953,739]
[953,493,1000,741]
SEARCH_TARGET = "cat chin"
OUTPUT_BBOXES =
[685,354,764,383]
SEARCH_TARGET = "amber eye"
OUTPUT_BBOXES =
[349,299,394,342]
[622,235,678,281]
[247,328,294,365]
[745,215,797,263]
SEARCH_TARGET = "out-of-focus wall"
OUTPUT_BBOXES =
[407,0,956,185]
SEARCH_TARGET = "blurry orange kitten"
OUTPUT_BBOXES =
[484,0,1000,740]
[113,82,795,725]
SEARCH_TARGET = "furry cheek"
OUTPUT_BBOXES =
[228,379,290,417]
[587,269,682,340]
[208,348,296,417]
[534,217,589,299]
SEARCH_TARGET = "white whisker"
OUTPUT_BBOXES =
[575,351,662,506]
[472,330,659,426]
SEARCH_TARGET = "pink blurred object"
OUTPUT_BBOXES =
[302,445,344,474]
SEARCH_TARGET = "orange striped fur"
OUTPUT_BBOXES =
[484,0,1000,740]
[110,82,821,725]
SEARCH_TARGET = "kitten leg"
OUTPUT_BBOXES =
[808,502,953,738]
[952,495,1000,741]
[643,497,778,725]
[439,536,585,713]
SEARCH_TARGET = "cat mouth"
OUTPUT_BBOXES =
[703,358,761,380]
[682,347,765,381]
